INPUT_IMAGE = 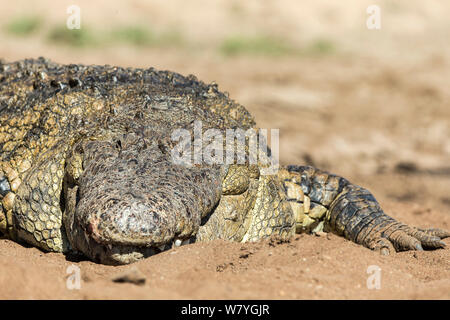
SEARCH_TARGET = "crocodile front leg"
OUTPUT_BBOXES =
[280,165,449,254]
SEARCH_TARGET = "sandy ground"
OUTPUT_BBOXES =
[0,0,449,299]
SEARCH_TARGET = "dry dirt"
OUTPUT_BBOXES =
[0,0,449,299]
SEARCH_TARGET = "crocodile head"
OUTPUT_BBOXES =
[63,131,224,264]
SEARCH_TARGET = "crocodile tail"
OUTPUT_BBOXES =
[279,165,450,254]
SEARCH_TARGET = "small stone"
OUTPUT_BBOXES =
[112,267,146,286]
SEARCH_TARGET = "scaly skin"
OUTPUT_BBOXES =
[0,58,448,265]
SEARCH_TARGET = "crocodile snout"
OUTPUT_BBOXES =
[63,137,223,264]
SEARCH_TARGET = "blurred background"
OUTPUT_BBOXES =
[1,0,449,211]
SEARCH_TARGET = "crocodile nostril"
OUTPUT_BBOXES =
[0,176,11,197]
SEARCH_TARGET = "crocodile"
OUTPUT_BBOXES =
[0,58,448,265]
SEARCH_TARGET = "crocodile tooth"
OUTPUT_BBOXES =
[182,239,190,246]
[158,245,165,251]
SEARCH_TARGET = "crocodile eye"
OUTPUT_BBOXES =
[0,176,11,197]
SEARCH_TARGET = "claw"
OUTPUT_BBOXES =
[419,228,450,239]
[405,228,447,249]
[370,237,394,255]
[387,230,421,251]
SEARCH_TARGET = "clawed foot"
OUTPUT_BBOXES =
[370,226,450,255]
